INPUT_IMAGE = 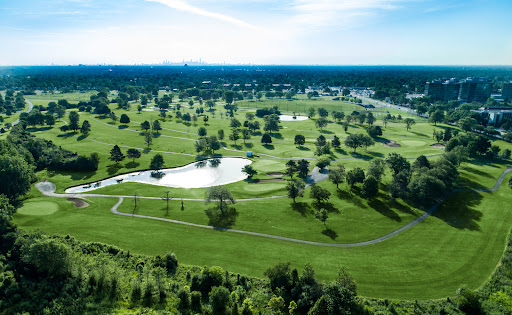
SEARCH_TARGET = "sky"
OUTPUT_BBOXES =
[0,0,511,65]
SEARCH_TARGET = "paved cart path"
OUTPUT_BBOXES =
[35,168,511,247]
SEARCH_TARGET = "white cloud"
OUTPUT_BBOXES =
[288,0,406,27]
[146,0,262,31]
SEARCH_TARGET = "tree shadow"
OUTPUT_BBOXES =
[367,151,383,158]
[431,191,483,231]
[46,169,96,181]
[125,161,140,169]
[252,131,262,136]
[230,144,243,150]
[291,202,312,217]
[336,189,367,209]
[320,130,333,134]
[368,198,401,222]
[312,201,339,214]
[77,134,89,141]
[322,228,338,240]
[244,143,254,148]
[263,144,275,150]
[349,152,372,160]
[107,163,123,175]
[269,132,283,139]
[298,146,310,151]
[205,206,238,229]
[118,125,128,129]
[26,126,52,132]
[57,132,77,138]
[334,148,347,155]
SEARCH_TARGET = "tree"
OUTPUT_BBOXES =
[361,176,379,199]
[0,154,34,201]
[434,130,444,143]
[388,170,411,199]
[366,126,382,138]
[120,113,130,124]
[109,112,118,124]
[198,127,207,138]
[44,114,56,126]
[366,113,376,125]
[141,120,151,131]
[286,179,305,203]
[328,164,345,188]
[150,154,165,170]
[297,159,310,178]
[144,131,153,147]
[361,134,375,150]
[315,117,328,130]
[242,165,257,178]
[459,117,477,132]
[332,135,341,148]
[429,110,445,126]
[264,262,292,291]
[22,238,71,278]
[224,90,234,105]
[344,133,364,152]
[294,134,306,146]
[127,148,141,162]
[217,129,224,140]
[230,118,241,129]
[229,129,240,144]
[80,120,91,134]
[386,152,410,176]
[367,159,386,181]
[152,120,162,134]
[310,185,331,204]
[404,118,415,131]
[68,111,80,131]
[308,107,315,118]
[241,128,251,143]
[205,186,235,214]
[346,167,365,188]
[109,145,125,163]
[209,286,231,315]
[316,157,331,170]
[315,209,329,227]
[408,174,445,205]
[261,133,272,144]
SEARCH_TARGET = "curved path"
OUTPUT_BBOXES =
[35,167,511,247]
[12,100,34,126]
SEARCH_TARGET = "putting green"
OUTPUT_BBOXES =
[400,140,426,147]
[243,182,285,193]
[17,201,59,216]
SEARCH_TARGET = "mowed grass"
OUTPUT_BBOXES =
[13,171,512,300]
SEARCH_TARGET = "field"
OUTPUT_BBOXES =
[12,91,512,300]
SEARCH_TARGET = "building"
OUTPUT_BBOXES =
[472,107,512,126]
[424,78,460,101]
[458,77,493,103]
[502,82,512,101]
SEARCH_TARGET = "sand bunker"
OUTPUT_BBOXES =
[256,178,286,183]
[430,143,445,148]
[266,172,285,176]
[67,198,89,208]
[382,140,401,147]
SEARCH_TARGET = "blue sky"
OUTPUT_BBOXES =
[0,0,511,65]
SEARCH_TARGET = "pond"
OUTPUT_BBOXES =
[65,158,252,193]
[279,115,308,121]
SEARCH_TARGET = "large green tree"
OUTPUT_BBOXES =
[205,186,235,214]
[0,154,34,201]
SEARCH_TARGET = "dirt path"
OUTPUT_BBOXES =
[35,168,511,247]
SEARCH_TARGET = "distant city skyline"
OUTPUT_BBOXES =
[1,0,511,66]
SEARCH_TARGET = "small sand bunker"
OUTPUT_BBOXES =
[266,172,285,176]
[382,140,401,147]
[256,178,286,183]
[430,143,445,149]
[67,198,89,208]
